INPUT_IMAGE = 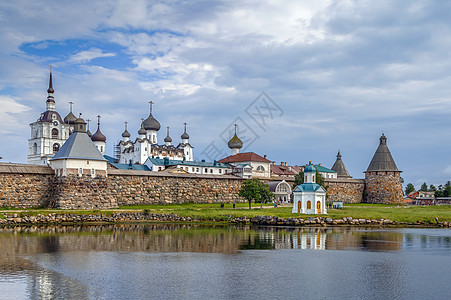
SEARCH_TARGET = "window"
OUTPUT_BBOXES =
[257,166,265,172]
[78,168,83,176]
[158,167,162,171]
[100,146,103,152]
[210,169,213,173]
[192,168,195,172]
[219,169,222,174]
[52,143,60,154]
[307,201,311,209]
[196,168,199,172]
[91,169,95,177]
[276,184,289,193]
[205,168,208,173]
[33,143,37,155]
[52,128,59,139]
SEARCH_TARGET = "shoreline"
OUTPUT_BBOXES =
[1,212,449,228]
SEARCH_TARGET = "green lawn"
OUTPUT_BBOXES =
[1,203,450,224]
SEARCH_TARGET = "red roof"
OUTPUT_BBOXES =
[270,164,303,176]
[218,152,271,163]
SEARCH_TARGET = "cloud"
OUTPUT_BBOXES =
[68,48,116,64]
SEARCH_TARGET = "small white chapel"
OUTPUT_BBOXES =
[292,162,327,214]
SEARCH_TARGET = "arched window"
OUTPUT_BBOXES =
[52,128,59,139]
[257,166,265,172]
[33,143,37,155]
[276,183,289,193]
[307,201,311,209]
[52,143,60,153]
[317,201,321,214]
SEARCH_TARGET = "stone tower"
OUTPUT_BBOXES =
[364,134,403,204]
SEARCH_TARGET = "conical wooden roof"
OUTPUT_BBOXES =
[331,150,351,178]
[366,134,400,172]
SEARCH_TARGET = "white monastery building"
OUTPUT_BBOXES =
[292,162,327,214]
[117,101,193,165]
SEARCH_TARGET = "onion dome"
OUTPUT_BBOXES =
[142,101,160,131]
[181,122,189,140]
[164,127,172,143]
[64,101,77,124]
[138,120,147,136]
[304,161,316,173]
[91,115,106,142]
[122,121,131,138]
[228,124,243,149]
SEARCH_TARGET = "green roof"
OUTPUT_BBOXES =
[293,183,326,193]
[314,164,336,173]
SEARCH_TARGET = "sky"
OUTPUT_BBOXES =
[1,0,451,189]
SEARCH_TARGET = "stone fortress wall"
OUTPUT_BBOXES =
[0,163,244,209]
[324,178,365,203]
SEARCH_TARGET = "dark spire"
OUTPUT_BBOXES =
[86,118,92,137]
[181,122,189,140]
[122,121,131,138]
[164,126,172,143]
[331,150,351,178]
[366,134,400,172]
[46,65,55,107]
[91,115,106,142]
[138,118,146,136]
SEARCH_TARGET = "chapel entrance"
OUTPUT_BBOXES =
[316,201,321,214]
[297,201,301,213]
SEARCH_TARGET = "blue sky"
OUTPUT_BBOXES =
[1,0,451,189]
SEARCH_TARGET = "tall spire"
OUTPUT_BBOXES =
[46,65,55,111]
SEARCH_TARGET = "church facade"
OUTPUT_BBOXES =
[27,70,76,165]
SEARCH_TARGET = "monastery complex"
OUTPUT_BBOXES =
[0,70,404,210]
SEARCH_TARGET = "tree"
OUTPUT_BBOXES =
[420,182,428,192]
[239,179,275,209]
[293,169,327,190]
[429,185,437,192]
[405,183,415,195]
[444,186,451,197]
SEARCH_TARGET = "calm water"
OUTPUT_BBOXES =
[0,224,450,300]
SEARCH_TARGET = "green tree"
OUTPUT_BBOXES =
[293,169,327,190]
[429,185,437,192]
[239,179,274,209]
[444,186,451,197]
[405,183,415,195]
[420,182,428,192]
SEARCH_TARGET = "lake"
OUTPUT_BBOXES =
[0,224,450,299]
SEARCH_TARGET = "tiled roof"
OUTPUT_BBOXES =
[218,152,271,163]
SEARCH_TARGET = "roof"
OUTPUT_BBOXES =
[91,126,106,142]
[331,151,351,178]
[228,133,243,149]
[104,155,118,163]
[314,164,336,173]
[270,164,302,176]
[146,158,229,168]
[266,180,291,192]
[142,113,160,131]
[50,131,107,161]
[293,183,326,193]
[37,110,64,123]
[0,163,54,175]
[109,162,150,171]
[366,134,400,172]
[304,164,316,173]
[218,152,271,163]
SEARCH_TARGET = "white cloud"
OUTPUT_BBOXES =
[68,48,116,64]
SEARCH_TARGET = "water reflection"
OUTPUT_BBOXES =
[1,225,450,299]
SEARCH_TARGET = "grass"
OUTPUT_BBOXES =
[1,203,450,224]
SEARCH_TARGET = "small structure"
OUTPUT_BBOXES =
[332,201,343,209]
[270,162,303,179]
[266,180,292,203]
[49,115,107,177]
[292,162,327,214]
[219,152,271,178]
